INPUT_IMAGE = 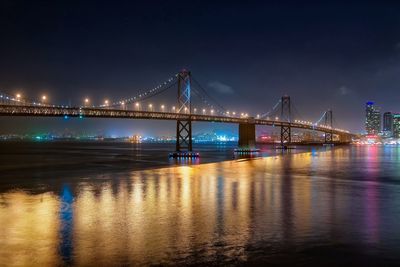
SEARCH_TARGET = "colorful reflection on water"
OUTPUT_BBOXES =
[1,146,400,266]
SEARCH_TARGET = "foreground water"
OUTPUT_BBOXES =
[1,142,400,266]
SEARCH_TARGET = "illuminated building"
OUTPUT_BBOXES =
[383,112,393,137]
[129,134,142,143]
[393,114,400,138]
[365,102,381,134]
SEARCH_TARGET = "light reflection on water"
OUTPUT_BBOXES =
[1,146,400,266]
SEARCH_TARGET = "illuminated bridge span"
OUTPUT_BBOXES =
[0,70,354,154]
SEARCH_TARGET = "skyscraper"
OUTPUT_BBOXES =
[393,114,400,138]
[365,102,381,134]
[383,112,393,137]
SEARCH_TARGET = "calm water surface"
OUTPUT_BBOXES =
[1,142,400,266]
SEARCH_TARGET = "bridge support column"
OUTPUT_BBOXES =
[176,119,192,152]
[280,124,291,145]
[280,95,291,146]
[170,69,199,158]
[324,109,333,144]
[338,133,352,143]
[238,123,256,148]
[324,131,333,144]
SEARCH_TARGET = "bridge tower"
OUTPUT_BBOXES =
[324,109,333,144]
[175,69,193,152]
[280,95,291,145]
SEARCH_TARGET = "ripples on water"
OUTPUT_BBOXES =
[1,144,400,266]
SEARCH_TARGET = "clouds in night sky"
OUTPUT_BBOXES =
[338,86,351,96]
[208,81,234,94]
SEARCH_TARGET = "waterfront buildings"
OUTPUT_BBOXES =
[393,114,400,138]
[383,112,393,137]
[365,102,381,134]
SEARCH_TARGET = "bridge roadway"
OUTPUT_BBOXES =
[0,104,352,137]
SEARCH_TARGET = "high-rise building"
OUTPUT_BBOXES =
[393,114,400,138]
[383,112,393,137]
[365,102,381,134]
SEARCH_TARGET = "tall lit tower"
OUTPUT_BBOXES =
[393,114,400,138]
[383,112,393,137]
[365,102,381,135]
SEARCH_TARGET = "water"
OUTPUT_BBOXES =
[1,142,400,266]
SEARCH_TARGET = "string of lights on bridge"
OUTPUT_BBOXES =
[0,75,350,134]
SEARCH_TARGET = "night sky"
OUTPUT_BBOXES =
[1,0,399,136]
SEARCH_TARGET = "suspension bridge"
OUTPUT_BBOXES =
[0,70,354,157]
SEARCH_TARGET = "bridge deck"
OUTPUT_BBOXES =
[0,104,352,136]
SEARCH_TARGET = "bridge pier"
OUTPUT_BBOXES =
[324,131,333,144]
[280,124,291,145]
[338,133,352,143]
[238,123,256,148]
[170,69,199,158]
[323,109,333,145]
[279,95,292,147]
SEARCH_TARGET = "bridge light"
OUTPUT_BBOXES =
[257,114,260,118]
[148,103,153,111]
[211,109,214,114]
[172,106,176,112]
[161,104,165,111]
[104,99,109,106]
[275,116,279,120]
[233,112,236,116]
[84,98,90,107]
[202,109,206,114]
[194,108,197,113]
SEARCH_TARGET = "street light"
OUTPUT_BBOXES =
[135,102,140,110]
[172,106,176,112]
[211,109,214,115]
[104,99,109,106]
[161,104,165,112]
[84,98,89,107]
[41,95,47,105]
[202,109,206,114]
[148,103,153,111]
[16,93,21,101]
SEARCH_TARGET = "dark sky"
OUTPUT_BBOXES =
[1,0,399,136]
